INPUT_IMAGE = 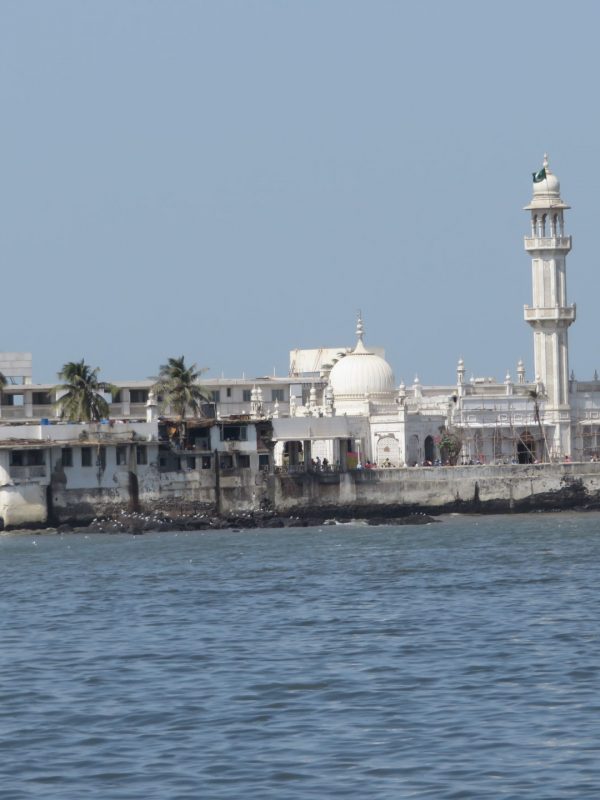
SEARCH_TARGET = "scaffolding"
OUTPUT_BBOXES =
[577,421,600,461]
[453,398,552,464]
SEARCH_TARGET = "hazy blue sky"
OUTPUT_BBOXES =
[2,1,600,385]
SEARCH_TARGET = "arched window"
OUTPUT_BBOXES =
[518,431,536,464]
[407,434,420,466]
[424,435,435,463]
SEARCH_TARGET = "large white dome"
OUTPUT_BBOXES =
[329,319,395,396]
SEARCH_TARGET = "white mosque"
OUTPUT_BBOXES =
[270,155,600,468]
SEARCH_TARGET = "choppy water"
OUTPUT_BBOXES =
[2,514,600,798]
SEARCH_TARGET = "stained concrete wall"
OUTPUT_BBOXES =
[48,463,266,524]
[273,462,600,515]
[0,483,47,527]
[7,460,600,529]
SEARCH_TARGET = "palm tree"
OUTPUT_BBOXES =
[153,356,210,421]
[55,360,115,422]
[528,388,550,462]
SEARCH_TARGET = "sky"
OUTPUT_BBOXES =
[2,0,600,386]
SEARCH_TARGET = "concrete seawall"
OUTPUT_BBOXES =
[4,461,600,530]
[272,462,600,517]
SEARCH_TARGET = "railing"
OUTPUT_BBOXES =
[33,405,55,418]
[524,305,576,322]
[9,465,47,480]
[0,407,26,420]
[274,464,341,475]
[524,235,571,250]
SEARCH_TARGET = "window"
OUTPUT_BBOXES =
[187,456,196,470]
[61,448,73,468]
[4,394,24,407]
[272,389,284,402]
[226,387,232,398]
[259,454,270,469]
[81,447,92,467]
[10,451,23,466]
[202,456,212,469]
[211,390,221,403]
[237,454,250,468]
[221,425,248,441]
[130,389,148,404]
[13,450,44,467]
[116,445,128,466]
[32,392,52,405]
[190,434,209,450]
[112,390,122,403]
[220,454,233,469]
[243,390,252,402]
[136,446,148,465]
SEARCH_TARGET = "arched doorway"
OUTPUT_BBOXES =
[518,431,536,464]
[424,435,435,463]
[407,434,420,466]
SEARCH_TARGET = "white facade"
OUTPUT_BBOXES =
[271,157,594,468]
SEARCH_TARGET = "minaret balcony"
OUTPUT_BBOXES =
[524,235,572,253]
[524,304,576,324]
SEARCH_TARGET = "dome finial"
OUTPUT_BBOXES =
[356,311,364,345]
[543,153,549,169]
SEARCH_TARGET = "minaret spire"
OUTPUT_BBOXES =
[352,311,370,355]
[356,312,364,345]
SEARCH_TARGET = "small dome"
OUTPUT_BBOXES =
[533,171,560,198]
[529,154,563,207]
[329,316,395,396]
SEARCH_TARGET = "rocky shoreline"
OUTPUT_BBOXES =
[3,507,439,535]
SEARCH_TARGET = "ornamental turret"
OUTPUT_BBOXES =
[524,155,575,458]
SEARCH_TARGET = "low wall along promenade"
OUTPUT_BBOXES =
[4,461,600,530]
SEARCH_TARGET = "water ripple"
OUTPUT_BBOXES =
[2,514,600,798]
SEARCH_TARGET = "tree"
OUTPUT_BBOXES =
[55,360,115,422]
[152,356,210,422]
[435,427,462,466]
[528,389,550,462]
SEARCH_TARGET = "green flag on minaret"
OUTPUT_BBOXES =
[532,167,546,183]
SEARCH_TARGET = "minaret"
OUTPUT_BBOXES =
[524,154,576,458]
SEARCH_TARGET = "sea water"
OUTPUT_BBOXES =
[2,513,600,799]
